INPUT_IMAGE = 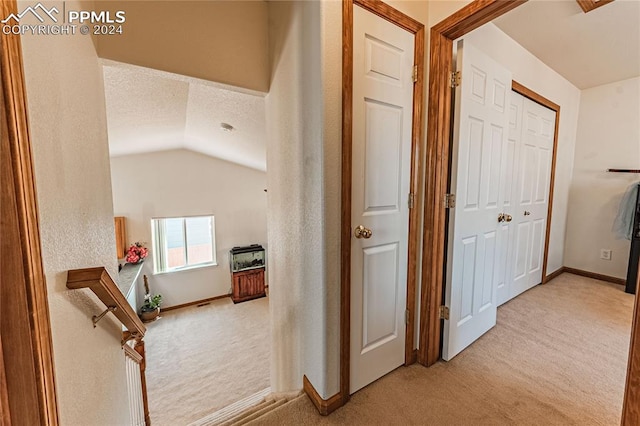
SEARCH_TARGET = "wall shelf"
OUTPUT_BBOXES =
[67,267,146,340]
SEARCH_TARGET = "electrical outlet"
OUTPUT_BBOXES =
[600,249,612,261]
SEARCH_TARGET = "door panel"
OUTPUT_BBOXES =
[362,243,399,353]
[444,40,511,360]
[350,5,414,393]
[510,95,556,298]
[497,93,523,306]
[363,100,402,212]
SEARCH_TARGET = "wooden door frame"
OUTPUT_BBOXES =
[623,272,640,425]
[341,0,425,405]
[419,0,639,423]
[0,0,59,424]
[418,0,527,368]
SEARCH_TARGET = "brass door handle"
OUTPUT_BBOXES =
[354,225,373,239]
[524,211,531,216]
[498,213,513,223]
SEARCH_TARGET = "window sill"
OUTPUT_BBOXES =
[153,262,218,276]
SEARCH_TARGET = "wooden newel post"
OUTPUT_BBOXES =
[134,338,151,426]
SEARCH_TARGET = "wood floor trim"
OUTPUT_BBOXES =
[544,267,566,283]
[302,375,342,416]
[160,294,231,313]
[563,267,626,286]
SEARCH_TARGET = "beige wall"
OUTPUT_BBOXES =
[266,0,430,400]
[110,149,268,307]
[96,1,270,93]
[20,1,130,424]
[564,76,640,278]
[265,0,309,396]
[463,23,582,275]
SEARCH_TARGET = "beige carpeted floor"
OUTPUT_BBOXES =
[249,273,635,425]
[145,296,270,426]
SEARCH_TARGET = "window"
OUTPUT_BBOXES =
[152,215,216,274]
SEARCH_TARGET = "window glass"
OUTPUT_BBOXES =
[152,215,216,274]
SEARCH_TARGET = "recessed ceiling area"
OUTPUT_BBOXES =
[102,61,267,171]
[494,0,640,89]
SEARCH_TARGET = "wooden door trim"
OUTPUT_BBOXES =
[418,0,526,368]
[0,0,59,423]
[341,0,425,405]
[623,273,640,425]
[421,1,640,423]
[511,80,560,284]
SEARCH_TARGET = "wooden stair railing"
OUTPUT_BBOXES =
[67,267,150,424]
[66,267,146,342]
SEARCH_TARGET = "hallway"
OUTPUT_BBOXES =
[251,273,633,425]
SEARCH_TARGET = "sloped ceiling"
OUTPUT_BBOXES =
[103,61,267,171]
[96,0,270,93]
[494,0,640,89]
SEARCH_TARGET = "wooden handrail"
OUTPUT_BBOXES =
[66,267,146,339]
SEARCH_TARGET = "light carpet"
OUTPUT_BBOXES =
[249,273,634,425]
[144,296,270,426]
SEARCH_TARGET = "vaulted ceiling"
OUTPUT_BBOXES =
[102,61,266,171]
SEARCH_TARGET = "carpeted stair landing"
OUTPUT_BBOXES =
[189,389,302,426]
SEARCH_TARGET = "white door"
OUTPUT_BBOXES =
[350,5,414,393]
[510,95,556,299]
[444,40,512,361]
[497,92,524,306]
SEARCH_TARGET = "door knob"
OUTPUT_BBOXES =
[524,211,531,216]
[498,213,513,223]
[354,225,373,239]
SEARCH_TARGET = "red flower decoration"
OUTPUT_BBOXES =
[126,242,148,264]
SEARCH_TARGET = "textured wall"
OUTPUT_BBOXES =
[265,0,430,400]
[20,0,130,423]
[565,77,640,278]
[110,149,268,307]
[265,0,306,395]
[463,23,582,275]
[96,1,270,92]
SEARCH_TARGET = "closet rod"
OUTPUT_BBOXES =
[607,169,640,173]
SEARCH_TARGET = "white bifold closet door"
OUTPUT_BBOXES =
[497,91,556,306]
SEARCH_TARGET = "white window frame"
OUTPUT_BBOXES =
[151,215,217,274]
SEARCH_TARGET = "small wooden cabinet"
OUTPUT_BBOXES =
[114,216,127,259]
[231,268,266,304]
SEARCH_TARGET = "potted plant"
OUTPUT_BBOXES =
[139,275,162,322]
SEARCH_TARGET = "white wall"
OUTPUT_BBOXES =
[20,0,130,423]
[463,23,582,274]
[266,0,430,400]
[265,0,314,396]
[110,149,267,308]
[564,76,640,278]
